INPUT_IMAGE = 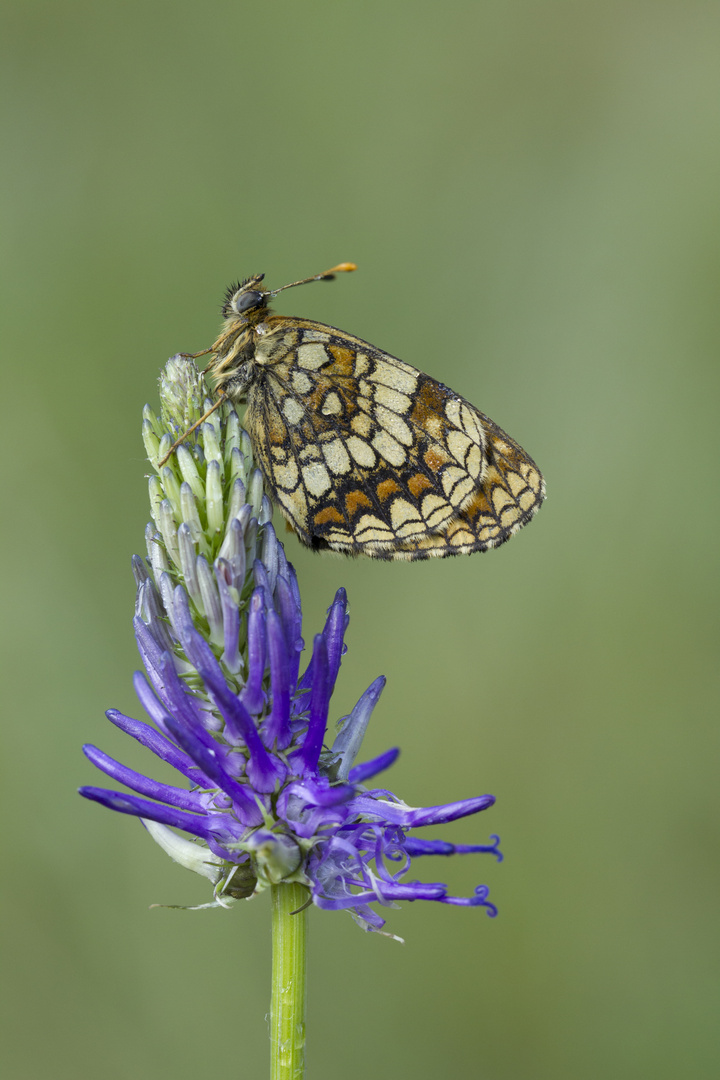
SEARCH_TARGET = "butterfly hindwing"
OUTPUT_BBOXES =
[243,318,544,560]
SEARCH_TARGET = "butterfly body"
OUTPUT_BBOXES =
[186,266,545,561]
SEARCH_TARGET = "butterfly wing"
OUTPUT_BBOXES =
[244,317,544,560]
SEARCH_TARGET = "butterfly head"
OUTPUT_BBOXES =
[221,263,357,324]
[222,275,268,322]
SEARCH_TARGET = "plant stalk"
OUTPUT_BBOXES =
[270,882,309,1080]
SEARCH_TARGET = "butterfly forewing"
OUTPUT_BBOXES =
[242,317,545,560]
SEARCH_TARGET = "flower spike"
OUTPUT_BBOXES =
[79,356,502,933]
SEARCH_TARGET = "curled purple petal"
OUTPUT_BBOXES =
[107,700,201,785]
[133,615,168,688]
[296,634,330,773]
[260,523,279,592]
[348,747,399,784]
[349,793,495,827]
[253,560,272,605]
[214,559,241,674]
[220,516,247,588]
[274,573,303,690]
[297,588,347,693]
[321,587,348,693]
[332,675,386,780]
[439,885,498,916]
[82,745,207,812]
[403,836,503,862]
[79,786,216,839]
[171,586,225,683]
[263,609,291,748]
[242,588,267,714]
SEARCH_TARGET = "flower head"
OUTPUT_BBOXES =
[79,357,502,934]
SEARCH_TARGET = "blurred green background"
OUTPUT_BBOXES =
[2,2,718,1077]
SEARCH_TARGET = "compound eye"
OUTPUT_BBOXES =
[233,290,263,314]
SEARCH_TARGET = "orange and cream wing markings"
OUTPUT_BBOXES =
[159,266,544,559]
[242,319,544,560]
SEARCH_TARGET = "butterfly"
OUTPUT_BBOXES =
[159,263,545,560]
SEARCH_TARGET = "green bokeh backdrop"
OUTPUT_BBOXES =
[2,3,718,1078]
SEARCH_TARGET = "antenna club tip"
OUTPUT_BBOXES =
[326,262,357,274]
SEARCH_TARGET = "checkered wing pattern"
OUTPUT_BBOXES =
[243,317,545,560]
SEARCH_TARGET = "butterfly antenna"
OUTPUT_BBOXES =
[267,262,356,297]
[157,393,226,468]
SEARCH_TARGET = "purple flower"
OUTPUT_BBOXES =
[79,356,502,935]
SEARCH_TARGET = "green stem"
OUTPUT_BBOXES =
[270,882,309,1080]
